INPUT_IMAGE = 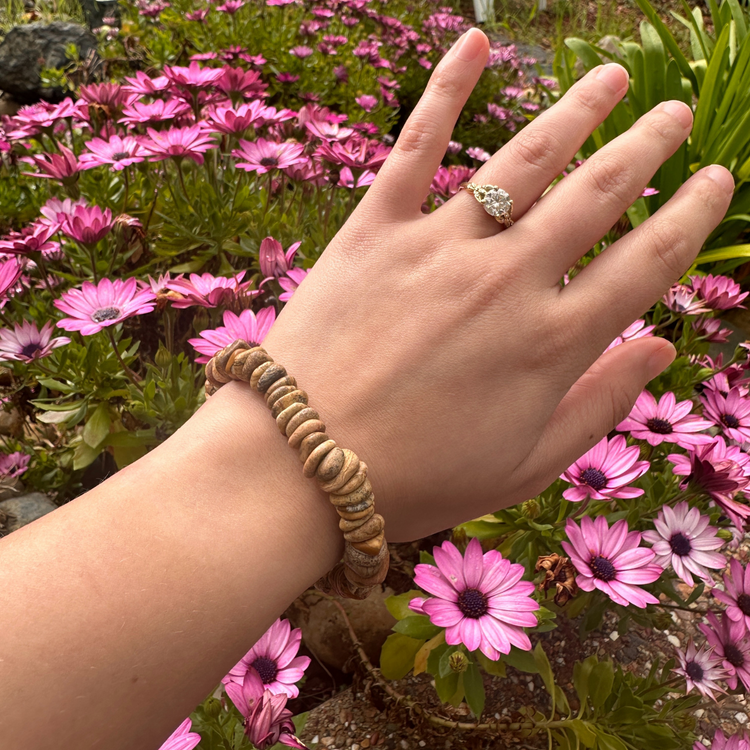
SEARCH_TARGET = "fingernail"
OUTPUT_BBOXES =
[647,342,677,381]
[661,100,693,130]
[453,28,486,62]
[704,164,735,194]
[594,63,628,94]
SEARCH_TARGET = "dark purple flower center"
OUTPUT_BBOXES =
[669,532,692,557]
[580,467,607,491]
[589,555,617,582]
[260,156,278,167]
[737,593,750,616]
[646,418,673,435]
[457,587,488,619]
[685,660,704,682]
[112,151,131,161]
[20,342,42,359]
[724,644,745,668]
[251,656,278,684]
[91,306,122,323]
[721,413,741,430]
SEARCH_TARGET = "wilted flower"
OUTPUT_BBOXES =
[713,559,750,631]
[700,387,750,444]
[535,553,578,605]
[561,435,649,502]
[222,618,310,698]
[79,135,144,171]
[409,538,539,659]
[562,516,662,608]
[189,308,275,363]
[698,611,750,692]
[0,320,70,362]
[55,278,157,336]
[157,718,201,750]
[673,640,727,701]
[641,502,725,586]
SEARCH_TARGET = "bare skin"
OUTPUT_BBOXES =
[0,28,734,750]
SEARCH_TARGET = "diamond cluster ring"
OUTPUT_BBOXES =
[460,182,514,228]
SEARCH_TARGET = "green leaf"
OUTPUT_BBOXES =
[393,615,442,641]
[379,633,424,680]
[590,660,615,710]
[434,670,460,704]
[595,730,629,750]
[83,402,111,448]
[694,243,750,264]
[37,378,74,394]
[502,646,539,674]
[533,642,555,697]
[427,642,450,676]
[573,655,598,708]
[568,719,597,748]
[384,591,422,621]
[626,197,650,228]
[419,550,436,566]
[439,644,460,678]
[73,440,101,471]
[463,662,485,718]
[414,631,445,676]
[477,650,506,677]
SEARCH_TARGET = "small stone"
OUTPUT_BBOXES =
[312,737,320,745]
[352,745,360,750]
[737,712,748,724]
[609,631,620,641]
[694,710,704,718]
[322,738,335,747]
[360,740,370,749]
[400,741,409,750]
[481,187,512,218]
[667,635,681,648]
[419,743,426,748]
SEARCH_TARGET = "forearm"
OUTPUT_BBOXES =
[0,382,341,750]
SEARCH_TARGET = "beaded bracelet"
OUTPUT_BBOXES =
[204,340,389,600]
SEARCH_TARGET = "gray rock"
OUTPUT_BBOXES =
[0,407,23,437]
[0,22,98,103]
[0,492,57,533]
[78,0,121,31]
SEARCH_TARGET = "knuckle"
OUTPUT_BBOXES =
[426,65,465,104]
[641,218,691,280]
[505,127,561,174]
[394,117,438,157]
[583,154,633,204]
[567,80,612,120]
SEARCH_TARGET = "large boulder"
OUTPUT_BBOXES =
[78,0,121,31]
[0,22,98,103]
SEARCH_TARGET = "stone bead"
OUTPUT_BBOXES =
[205,359,227,387]
[204,379,218,397]
[288,419,326,449]
[344,541,387,573]
[344,550,389,587]
[332,462,368,496]
[352,532,385,556]
[215,340,248,378]
[302,439,337,478]
[315,447,345,482]
[271,390,308,419]
[318,449,360,493]
[265,375,297,398]
[343,513,384,543]
[249,359,274,389]
[256,363,287,393]
[285,407,321,438]
[275,402,307,435]
[299,432,330,464]
[337,503,374,522]
[338,514,372,532]
[265,385,296,409]
[329,478,372,508]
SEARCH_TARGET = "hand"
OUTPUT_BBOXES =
[219,28,733,542]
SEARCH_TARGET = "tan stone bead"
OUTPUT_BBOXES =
[271,390,308,419]
[285,407,321,438]
[233,347,270,381]
[275,402,307,435]
[265,375,297,399]
[257,363,287,393]
[338,514,372,532]
[344,550,389,587]
[205,380,218,397]
[351,532,385,557]
[332,462,368,496]
[344,541,387,573]
[249,359,274,389]
[343,514,384,543]
[315,447,345,482]
[302,439,337,478]
[329,478,373,508]
[265,385,296,409]
[318,449,360,493]
[288,419,326,449]
[205,359,227,388]
[215,340,248,378]
[337,503,374,522]
[299,432,330,464]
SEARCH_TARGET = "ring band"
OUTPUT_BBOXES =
[460,182,514,228]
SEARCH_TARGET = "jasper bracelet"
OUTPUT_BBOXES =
[204,340,389,600]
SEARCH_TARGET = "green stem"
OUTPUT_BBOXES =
[106,329,142,392]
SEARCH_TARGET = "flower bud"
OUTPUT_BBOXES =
[653,611,673,631]
[717,528,734,541]
[154,345,172,369]
[522,498,540,519]
[449,651,468,673]
[204,697,222,719]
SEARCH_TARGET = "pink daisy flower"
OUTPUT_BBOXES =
[225,671,306,750]
[140,125,217,166]
[167,272,248,309]
[216,66,267,99]
[186,8,210,20]
[338,167,376,189]
[163,62,225,90]
[466,146,491,162]
[217,0,244,12]
[0,259,24,298]
[714,559,750,630]
[673,640,727,700]
[61,205,115,246]
[641,502,725,586]
[79,135,144,171]
[696,730,750,750]
[206,101,266,135]
[617,390,713,448]
[0,320,70,362]
[0,222,58,256]
[278,267,308,302]
[259,237,300,278]
[699,611,750,692]
[119,99,192,126]
[409,538,538,660]
[233,138,307,174]
[562,516,662,608]
[158,718,201,750]
[222,618,310,698]
[691,274,749,311]
[189,307,275,363]
[355,95,378,112]
[38,197,88,233]
[693,316,733,343]
[21,143,80,181]
[0,452,30,478]
[560,435,650,502]
[662,283,710,315]
[316,136,390,170]
[701,387,750,444]
[54,278,157,336]
[605,319,656,351]
[122,71,171,96]
[78,82,135,110]
[290,46,313,58]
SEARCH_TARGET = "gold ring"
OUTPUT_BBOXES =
[459,182,514,228]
